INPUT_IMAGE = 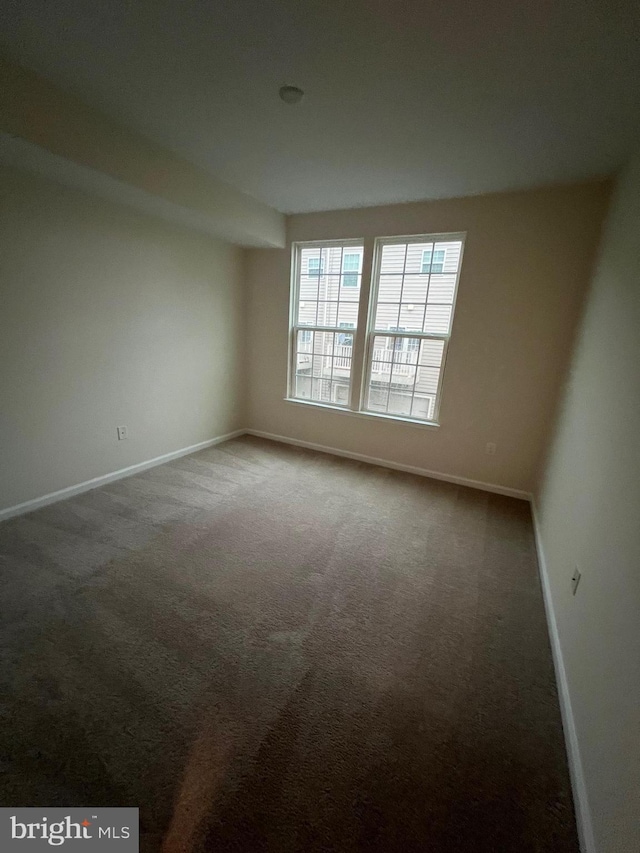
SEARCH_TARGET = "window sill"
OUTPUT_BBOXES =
[283,397,440,429]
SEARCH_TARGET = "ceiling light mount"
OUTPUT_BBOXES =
[279,85,304,105]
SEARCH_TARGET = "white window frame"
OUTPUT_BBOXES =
[287,232,466,427]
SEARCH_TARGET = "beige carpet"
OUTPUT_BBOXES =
[0,435,577,852]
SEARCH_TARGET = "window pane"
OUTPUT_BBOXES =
[366,336,445,422]
[420,247,446,274]
[411,393,436,421]
[294,374,312,399]
[341,253,361,289]
[375,301,401,330]
[323,275,341,300]
[299,277,319,301]
[295,243,364,336]
[421,246,433,273]
[332,382,351,406]
[340,281,361,301]
[424,304,453,334]
[425,273,456,304]
[292,328,352,406]
[298,301,318,326]
[370,334,393,364]
[379,243,407,275]
[295,377,351,407]
[377,274,403,303]
[406,242,433,274]
[337,321,355,346]
[398,273,428,303]
[296,329,313,349]
[291,242,364,405]
[302,247,326,277]
[373,238,463,346]
[317,301,338,326]
[312,330,333,356]
[337,301,359,327]
[294,329,313,375]
[398,303,426,331]
[421,338,445,366]
[325,249,344,275]
[436,241,462,273]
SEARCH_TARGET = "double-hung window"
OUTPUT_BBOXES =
[291,241,363,409]
[289,233,465,425]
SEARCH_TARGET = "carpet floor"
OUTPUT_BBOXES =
[0,436,577,852]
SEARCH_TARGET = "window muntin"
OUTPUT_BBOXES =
[290,234,464,424]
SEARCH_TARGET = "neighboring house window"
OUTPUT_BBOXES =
[422,247,445,274]
[289,234,465,423]
[342,253,360,287]
[308,255,325,276]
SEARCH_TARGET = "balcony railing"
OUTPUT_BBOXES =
[296,342,415,378]
[371,347,415,377]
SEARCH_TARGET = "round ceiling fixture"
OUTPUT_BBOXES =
[279,85,304,105]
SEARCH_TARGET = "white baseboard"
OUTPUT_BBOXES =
[530,500,595,853]
[0,427,530,522]
[0,429,245,523]
[245,429,530,500]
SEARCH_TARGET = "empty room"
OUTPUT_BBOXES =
[0,1,638,851]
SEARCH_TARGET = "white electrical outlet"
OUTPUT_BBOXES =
[571,567,581,595]
[485,442,497,455]
[117,426,128,441]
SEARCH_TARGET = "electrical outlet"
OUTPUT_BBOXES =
[485,442,497,455]
[571,567,581,595]
[117,425,128,441]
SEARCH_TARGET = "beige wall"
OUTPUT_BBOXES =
[535,156,640,852]
[245,181,611,493]
[0,165,245,512]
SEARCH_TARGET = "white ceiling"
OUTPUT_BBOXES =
[1,0,639,214]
